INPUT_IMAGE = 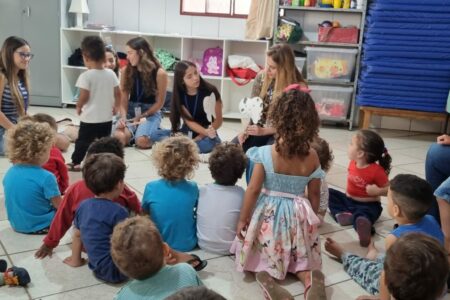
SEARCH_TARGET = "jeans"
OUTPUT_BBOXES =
[425,143,450,223]
[151,128,221,154]
[126,102,162,142]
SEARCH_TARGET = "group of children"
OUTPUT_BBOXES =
[1,34,449,300]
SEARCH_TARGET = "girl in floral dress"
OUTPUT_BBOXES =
[231,85,326,300]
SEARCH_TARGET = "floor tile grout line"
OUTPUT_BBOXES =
[31,282,107,300]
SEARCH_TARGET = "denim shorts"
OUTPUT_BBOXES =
[435,176,450,202]
[125,102,162,143]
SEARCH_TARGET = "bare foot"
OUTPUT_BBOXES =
[324,237,344,259]
[63,256,87,268]
[365,241,379,260]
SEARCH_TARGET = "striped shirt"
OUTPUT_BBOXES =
[1,80,28,125]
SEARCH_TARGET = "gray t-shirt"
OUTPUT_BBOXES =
[197,183,245,254]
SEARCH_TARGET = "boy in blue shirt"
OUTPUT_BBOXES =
[325,174,444,300]
[111,215,203,300]
[63,153,128,283]
[4,120,62,234]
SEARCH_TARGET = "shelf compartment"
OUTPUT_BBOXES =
[297,40,358,48]
[280,6,364,13]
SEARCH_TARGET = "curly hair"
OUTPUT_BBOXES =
[6,119,54,164]
[311,136,333,172]
[268,90,320,158]
[111,216,164,280]
[152,136,199,181]
[208,142,246,186]
[31,113,57,131]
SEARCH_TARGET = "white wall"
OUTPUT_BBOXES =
[85,0,246,39]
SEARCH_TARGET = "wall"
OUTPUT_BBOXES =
[84,0,246,39]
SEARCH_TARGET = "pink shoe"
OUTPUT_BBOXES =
[356,217,372,247]
[335,212,353,226]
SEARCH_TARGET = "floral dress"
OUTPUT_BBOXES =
[231,145,324,280]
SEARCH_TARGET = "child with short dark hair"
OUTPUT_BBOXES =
[32,113,69,194]
[112,216,203,300]
[142,136,200,252]
[165,286,226,300]
[68,35,120,171]
[197,142,246,254]
[4,120,62,234]
[325,174,444,299]
[35,137,141,259]
[310,136,334,224]
[63,153,128,283]
[329,129,392,247]
[384,233,448,300]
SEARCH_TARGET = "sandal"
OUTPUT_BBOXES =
[255,271,294,300]
[186,254,208,272]
[66,163,82,172]
[305,270,326,300]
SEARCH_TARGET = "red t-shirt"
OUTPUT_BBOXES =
[43,180,141,248]
[346,160,389,198]
[42,146,69,194]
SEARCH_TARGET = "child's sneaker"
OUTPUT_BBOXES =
[335,212,353,226]
[356,216,372,247]
[256,271,294,300]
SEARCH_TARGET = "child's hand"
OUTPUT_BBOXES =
[246,125,264,136]
[63,256,87,268]
[366,184,380,196]
[437,134,450,145]
[206,126,217,139]
[35,244,54,259]
[236,220,248,240]
[237,132,248,145]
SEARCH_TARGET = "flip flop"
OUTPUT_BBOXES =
[255,271,294,300]
[186,254,208,271]
[66,163,82,172]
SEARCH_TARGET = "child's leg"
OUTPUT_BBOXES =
[342,252,383,295]
[328,189,355,225]
[93,258,127,284]
[71,121,112,165]
[195,136,221,154]
[352,201,383,246]
[63,229,86,267]
[295,270,326,300]
[134,111,162,149]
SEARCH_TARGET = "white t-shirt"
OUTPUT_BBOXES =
[197,183,245,254]
[76,69,119,123]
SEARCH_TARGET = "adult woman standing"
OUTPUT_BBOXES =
[113,37,167,149]
[234,43,307,152]
[0,36,32,155]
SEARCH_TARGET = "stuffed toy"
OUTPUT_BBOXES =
[0,259,30,287]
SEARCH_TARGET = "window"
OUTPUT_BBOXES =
[181,0,251,18]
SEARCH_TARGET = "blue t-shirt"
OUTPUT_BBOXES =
[75,198,128,282]
[142,179,199,252]
[4,164,60,233]
[391,215,444,245]
[114,263,203,300]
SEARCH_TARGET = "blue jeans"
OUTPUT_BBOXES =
[150,128,221,154]
[126,102,162,143]
[435,176,450,203]
[425,143,450,222]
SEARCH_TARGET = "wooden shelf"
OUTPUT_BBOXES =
[279,6,364,13]
[297,40,359,48]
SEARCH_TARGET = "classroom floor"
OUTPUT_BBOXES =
[1,106,448,300]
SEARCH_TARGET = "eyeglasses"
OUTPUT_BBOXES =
[16,51,34,60]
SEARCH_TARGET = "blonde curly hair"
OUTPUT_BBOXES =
[152,136,199,181]
[6,119,55,164]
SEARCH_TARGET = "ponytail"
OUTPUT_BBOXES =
[357,130,392,175]
[378,148,392,175]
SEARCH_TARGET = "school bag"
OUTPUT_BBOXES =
[201,47,223,76]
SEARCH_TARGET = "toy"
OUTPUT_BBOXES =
[239,97,263,124]
[315,99,346,118]
[0,259,31,287]
[319,0,333,7]
[313,58,348,79]
[320,20,333,27]
[333,0,342,8]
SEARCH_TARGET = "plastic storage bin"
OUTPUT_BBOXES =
[306,47,358,82]
[295,57,306,72]
[310,85,353,121]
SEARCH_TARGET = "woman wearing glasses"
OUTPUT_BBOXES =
[0,36,32,155]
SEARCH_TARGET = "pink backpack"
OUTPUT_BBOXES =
[201,47,223,76]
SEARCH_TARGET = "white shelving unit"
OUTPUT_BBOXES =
[60,28,270,119]
[277,2,367,129]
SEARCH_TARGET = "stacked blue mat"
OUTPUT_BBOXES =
[356,0,450,112]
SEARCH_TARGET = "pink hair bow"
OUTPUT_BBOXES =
[283,83,311,94]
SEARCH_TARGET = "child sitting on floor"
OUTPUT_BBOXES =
[111,216,203,300]
[31,113,69,194]
[325,174,444,299]
[329,129,392,247]
[63,153,128,283]
[4,120,62,234]
[382,233,448,300]
[310,136,334,225]
[142,136,200,252]
[197,142,246,254]
[34,137,141,259]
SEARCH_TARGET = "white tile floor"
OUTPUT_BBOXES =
[1,106,448,300]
